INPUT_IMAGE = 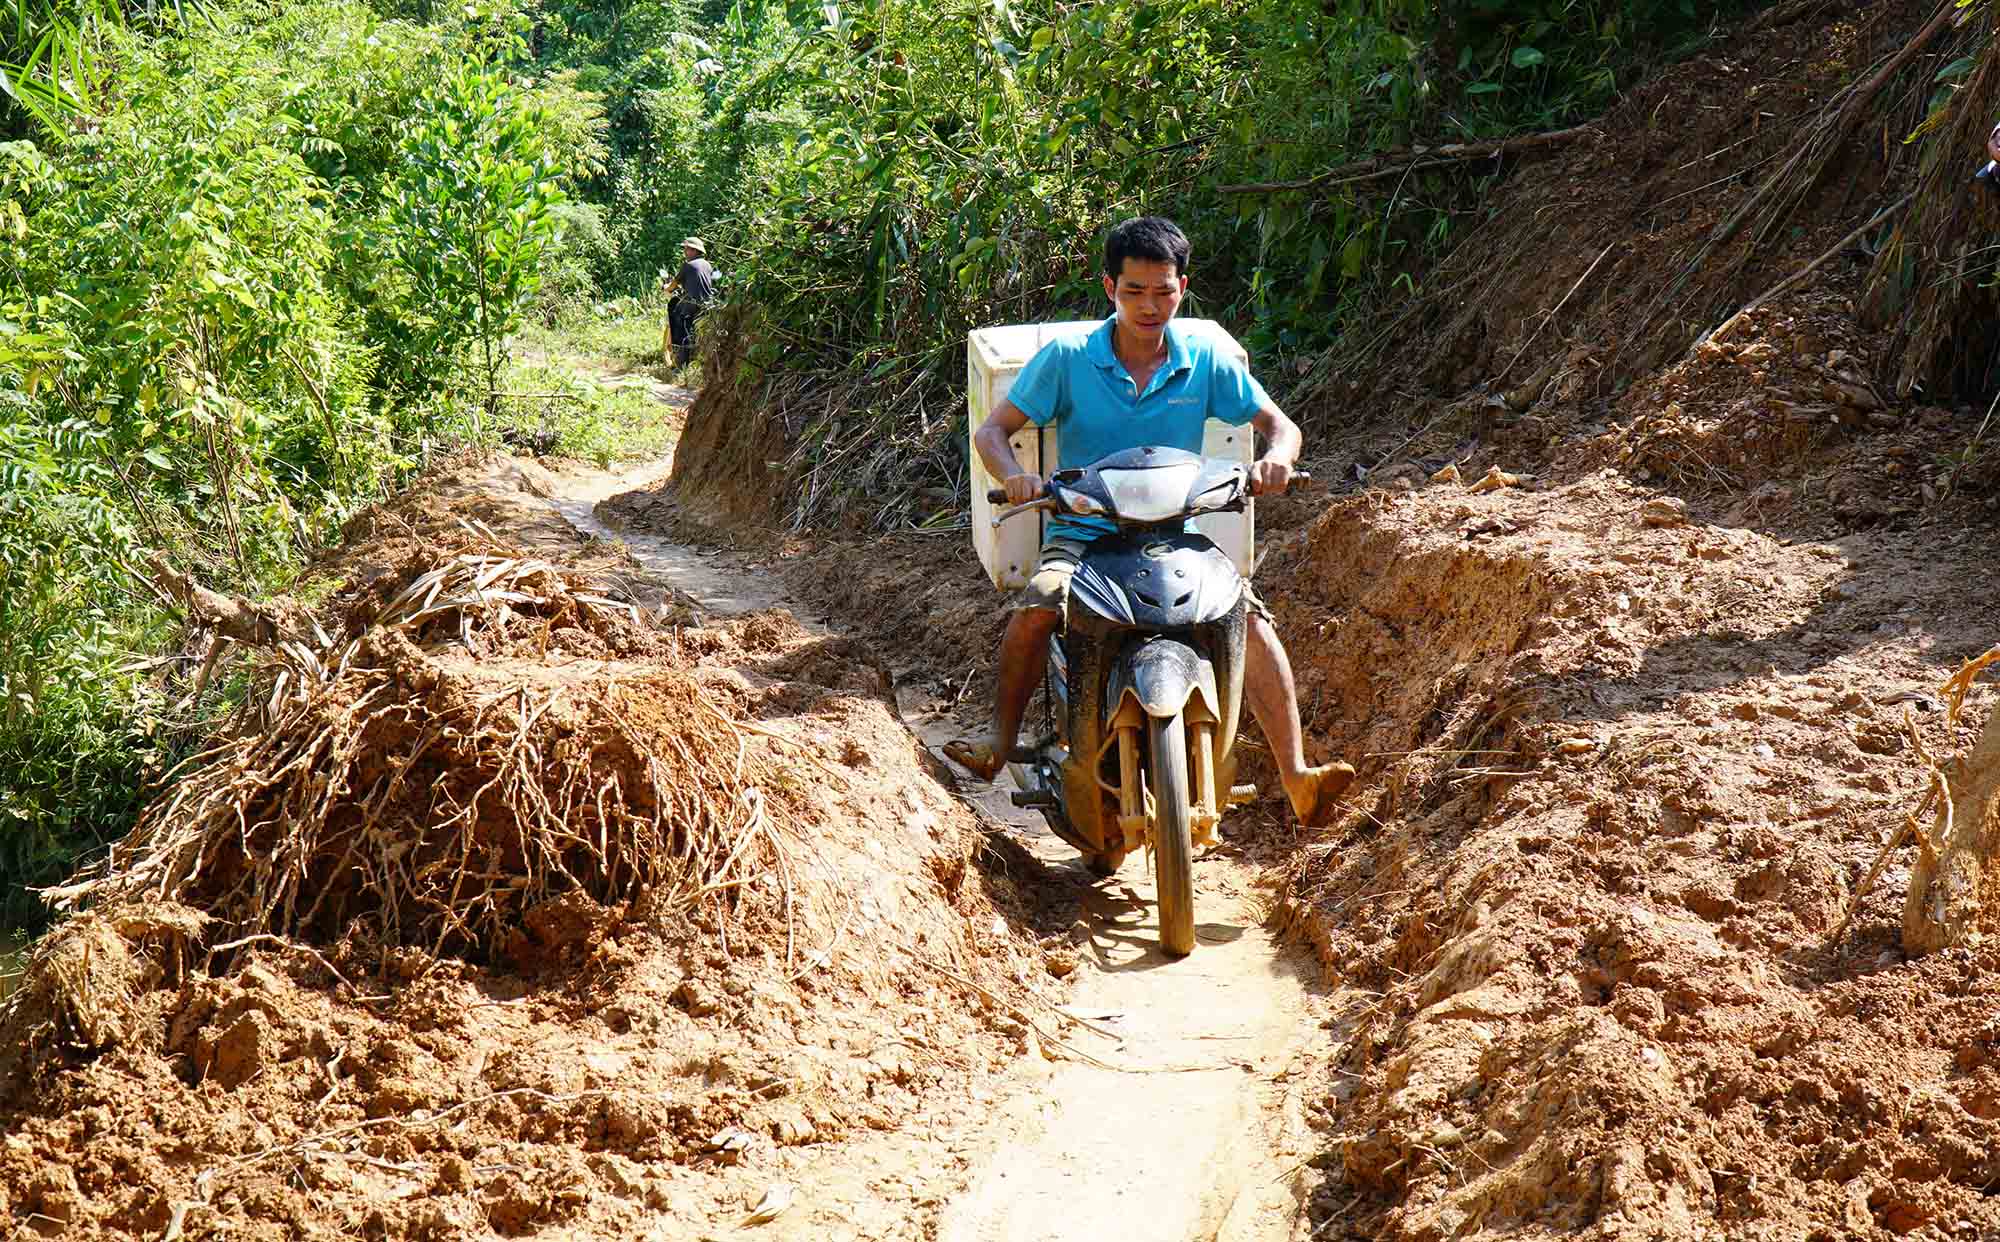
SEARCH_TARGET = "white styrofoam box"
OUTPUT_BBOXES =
[968,319,1258,591]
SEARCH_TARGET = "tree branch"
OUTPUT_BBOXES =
[1216,123,1599,196]
[148,553,316,649]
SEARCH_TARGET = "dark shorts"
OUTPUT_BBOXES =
[1017,537,1271,621]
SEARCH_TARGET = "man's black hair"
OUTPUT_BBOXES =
[1104,216,1191,280]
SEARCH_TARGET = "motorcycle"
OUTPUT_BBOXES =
[986,445,1303,956]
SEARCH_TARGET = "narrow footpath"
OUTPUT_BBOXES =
[542,439,1337,1239]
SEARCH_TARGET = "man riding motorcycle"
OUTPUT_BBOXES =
[944,216,1353,827]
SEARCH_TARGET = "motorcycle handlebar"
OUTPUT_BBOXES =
[986,468,1310,508]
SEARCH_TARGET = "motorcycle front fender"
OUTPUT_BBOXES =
[1106,636,1219,722]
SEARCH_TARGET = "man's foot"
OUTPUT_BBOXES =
[941,739,1007,781]
[1285,762,1357,827]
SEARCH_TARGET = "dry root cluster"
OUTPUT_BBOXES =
[49,550,772,960]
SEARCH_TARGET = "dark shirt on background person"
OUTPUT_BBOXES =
[677,256,717,307]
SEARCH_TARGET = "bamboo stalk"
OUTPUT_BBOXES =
[1217,124,1598,196]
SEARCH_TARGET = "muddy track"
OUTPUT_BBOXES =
[548,456,1337,1240]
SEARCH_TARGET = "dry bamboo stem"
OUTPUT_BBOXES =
[1701,193,1915,347]
[1217,124,1598,196]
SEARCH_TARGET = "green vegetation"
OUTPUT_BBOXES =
[525,0,1754,365]
[0,0,1766,924]
[0,0,592,926]
[550,0,1756,525]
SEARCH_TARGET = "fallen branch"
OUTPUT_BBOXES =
[1701,192,1915,347]
[147,553,321,650]
[1746,0,1834,32]
[1216,123,1596,196]
[1828,783,1931,948]
[1496,241,1617,384]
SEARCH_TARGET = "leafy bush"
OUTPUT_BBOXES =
[379,55,568,409]
[532,200,617,325]
[524,0,1757,360]
[0,326,158,927]
[0,0,584,928]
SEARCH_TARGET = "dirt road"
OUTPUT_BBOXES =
[558,456,1334,1240]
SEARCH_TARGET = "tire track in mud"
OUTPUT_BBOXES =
[544,453,1337,1241]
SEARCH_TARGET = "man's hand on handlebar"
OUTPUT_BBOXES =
[1248,458,1296,497]
[1002,472,1045,505]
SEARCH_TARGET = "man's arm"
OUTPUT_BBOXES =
[974,399,1044,504]
[1248,402,1302,496]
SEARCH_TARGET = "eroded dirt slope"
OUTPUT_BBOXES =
[1265,468,2000,1239]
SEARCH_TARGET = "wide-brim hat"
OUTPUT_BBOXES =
[681,237,707,255]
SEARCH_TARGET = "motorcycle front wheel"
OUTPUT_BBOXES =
[1148,710,1197,956]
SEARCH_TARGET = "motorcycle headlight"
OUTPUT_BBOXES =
[1099,464,1200,522]
[1056,486,1107,516]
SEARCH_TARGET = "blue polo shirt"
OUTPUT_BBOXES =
[1005,316,1269,542]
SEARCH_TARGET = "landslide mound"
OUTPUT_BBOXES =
[0,460,1041,1241]
[54,550,750,959]
[1292,0,2000,549]
[1324,0,1936,412]
[1269,472,2000,1239]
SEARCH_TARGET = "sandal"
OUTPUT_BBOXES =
[941,739,1007,782]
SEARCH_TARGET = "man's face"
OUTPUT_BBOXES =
[1103,258,1186,336]
[684,245,698,261]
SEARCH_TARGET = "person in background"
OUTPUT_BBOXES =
[1974,121,2000,195]
[660,237,718,367]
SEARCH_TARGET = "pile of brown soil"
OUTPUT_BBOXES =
[1266,472,2000,1238]
[0,461,1042,1241]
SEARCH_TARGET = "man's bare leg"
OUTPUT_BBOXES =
[1244,613,1353,824]
[948,607,1060,780]
[992,607,1060,762]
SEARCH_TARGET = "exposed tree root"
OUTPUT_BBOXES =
[46,550,773,963]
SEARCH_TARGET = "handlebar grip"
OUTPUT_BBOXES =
[986,488,1008,504]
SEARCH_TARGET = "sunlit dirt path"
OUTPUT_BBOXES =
[540,438,1335,1240]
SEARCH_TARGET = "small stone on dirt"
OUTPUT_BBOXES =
[587,1152,648,1200]
[195,1010,272,1090]
[706,1127,756,1164]
[605,1093,661,1143]
[744,1181,795,1225]
[1641,497,1688,527]
[673,979,721,1017]
[435,1154,471,1192]
[1466,466,1523,495]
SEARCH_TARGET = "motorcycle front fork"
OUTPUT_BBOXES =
[1099,699,1225,853]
